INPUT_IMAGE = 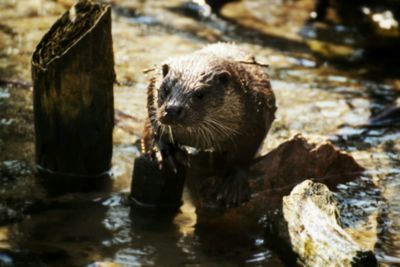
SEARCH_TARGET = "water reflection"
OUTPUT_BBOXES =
[3,198,112,266]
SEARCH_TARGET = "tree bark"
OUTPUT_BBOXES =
[31,0,115,178]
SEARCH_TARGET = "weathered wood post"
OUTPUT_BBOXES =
[31,0,114,185]
[130,156,186,212]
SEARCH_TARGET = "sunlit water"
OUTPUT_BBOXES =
[0,0,399,266]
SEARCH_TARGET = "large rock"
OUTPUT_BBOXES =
[195,134,377,266]
[270,180,377,266]
[252,134,364,193]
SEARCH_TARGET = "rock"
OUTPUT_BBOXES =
[252,134,364,193]
[269,180,377,267]
[197,134,364,208]
[195,134,377,266]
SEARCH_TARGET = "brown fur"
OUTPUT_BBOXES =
[141,43,276,203]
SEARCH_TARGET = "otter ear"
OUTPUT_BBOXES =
[162,64,169,78]
[215,71,231,85]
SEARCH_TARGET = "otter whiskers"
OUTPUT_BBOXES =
[168,126,175,144]
[202,118,239,151]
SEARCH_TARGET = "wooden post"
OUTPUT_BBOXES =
[31,0,115,178]
[130,156,186,212]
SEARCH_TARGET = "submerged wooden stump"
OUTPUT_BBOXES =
[31,0,115,178]
[130,155,186,212]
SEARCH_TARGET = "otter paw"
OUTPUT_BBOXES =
[156,140,188,173]
[216,168,250,208]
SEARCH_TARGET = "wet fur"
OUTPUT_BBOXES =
[142,43,276,205]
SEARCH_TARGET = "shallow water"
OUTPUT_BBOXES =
[0,0,400,266]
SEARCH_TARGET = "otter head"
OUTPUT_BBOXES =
[157,62,234,126]
[155,57,243,149]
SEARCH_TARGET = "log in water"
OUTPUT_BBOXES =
[31,0,115,179]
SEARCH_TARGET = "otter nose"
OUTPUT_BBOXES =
[163,104,184,124]
[166,105,183,117]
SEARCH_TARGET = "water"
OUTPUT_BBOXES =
[0,0,400,266]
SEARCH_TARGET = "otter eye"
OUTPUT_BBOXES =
[162,86,170,95]
[194,91,205,101]
[159,83,170,98]
[215,71,230,85]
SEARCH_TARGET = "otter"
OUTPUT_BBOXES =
[141,43,276,208]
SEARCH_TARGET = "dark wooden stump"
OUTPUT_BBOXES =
[31,0,115,178]
[130,156,186,212]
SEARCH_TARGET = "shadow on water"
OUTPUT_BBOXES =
[36,172,113,198]
[165,0,400,77]
[301,0,400,77]
[2,198,113,266]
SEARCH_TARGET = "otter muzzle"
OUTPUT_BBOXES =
[160,104,184,125]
